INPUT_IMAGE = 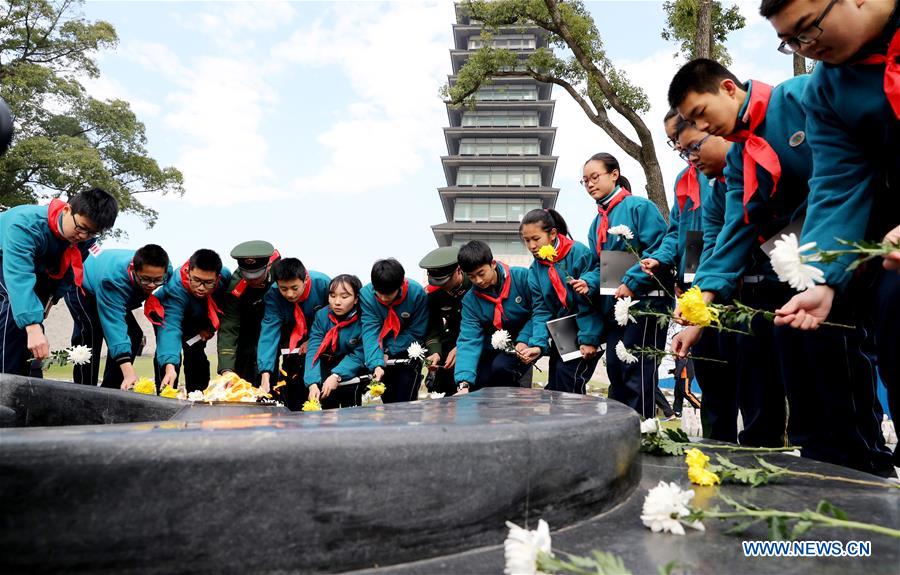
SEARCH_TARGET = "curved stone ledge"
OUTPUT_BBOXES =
[0,378,640,574]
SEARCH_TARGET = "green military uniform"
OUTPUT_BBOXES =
[419,247,470,396]
[216,241,280,383]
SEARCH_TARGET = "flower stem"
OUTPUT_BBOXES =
[702,508,900,538]
[688,443,797,453]
[772,469,900,490]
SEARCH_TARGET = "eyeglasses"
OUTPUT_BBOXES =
[679,134,711,161]
[777,0,838,55]
[70,213,100,237]
[135,274,166,287]
[579,172,609,187]
[666,138,679,150]
[189,275,218,288]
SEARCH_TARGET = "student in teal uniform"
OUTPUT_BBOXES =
[576,153,668,418]
[64,245,172,389]
[257,258,330,410]
[761,0,900,466]
[359,258,428,403]
[305,274,368,409]
[0,188,118,375]
[154,249,231,392]
[669,59,892,474]
[453,240,538,393]
[521,209,601,395]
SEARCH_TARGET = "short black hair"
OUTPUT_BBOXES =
[188,249,223,275]
[668,58,743,109]
[673,117,693,140]
[457,240,494,273]
[371,258,405,294]
[759,0,793,18]
[584,152,632,192]
[272,257,307,282]
[519,208,569,237]
[69,188,118,231]
[664,107,680,123]
[133,244,169,272]
[329,274,362,298]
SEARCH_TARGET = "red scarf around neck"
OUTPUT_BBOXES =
[675,165,701,211]
[725,80,781,223]
[288,276,313,351]
[595,188,632,255]
[858,28,900,119]
[537,235,574,309]
[377,279,409,346]
[179,261,222,331]
[46,199,85,290]
[475,261,512,330]
[129,261,165,326]
[312,311,359,364]
[230,249,281,298]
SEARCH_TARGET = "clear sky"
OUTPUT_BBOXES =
[82,0,796,281]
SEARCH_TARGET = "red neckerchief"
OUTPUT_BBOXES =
[725,81,782,224]
[675,165,701,211]
[180,261,221,331]
[287,276,313,351]
[858,28,900,119]
[377,279,409,346]
[425,284,441,294]
[46,199,85,290]
[475,261,512,330]
[230,249,281,297]
[312,311,359,364]
[129,262,164,326]
[595,188,632,255]
[537,235,574,309]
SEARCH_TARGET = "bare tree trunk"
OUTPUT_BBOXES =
[793,53,807,76]
[695,0,712,59]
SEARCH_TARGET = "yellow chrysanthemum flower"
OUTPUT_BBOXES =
[368,382,386,397]
[537,244,558,262]
[684,448,710,469]
[677,286,719,327]
[159,386,179,399]
[133,377,157,395]
[302,399,322,412]
[688,465,721,486]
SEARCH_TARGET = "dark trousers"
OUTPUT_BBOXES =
[605,314,666,418]
[547,342,600,395]
[381,358,423,403]
[153,315,213,393]
[64,286,144,388]
[472,350,530,391]
[655,387,674,418]
[425,344,457,396]
[872,268,900,466]
[672,373,701,414]
[274,352,307,411]
[694,329,738,442]
[0,263,52,377]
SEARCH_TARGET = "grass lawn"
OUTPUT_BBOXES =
[43,356,158,382]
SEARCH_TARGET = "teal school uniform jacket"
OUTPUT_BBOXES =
[303,306,367,386]
[0,204,95,328]
[359,279,428,369]
[454,263,534,385]
[256,270,330,375]
[645,167,708,284]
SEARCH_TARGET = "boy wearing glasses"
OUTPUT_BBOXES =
[154,249,231,393]
[64,245,172,389]
[761,0,899,466]
[0,188,118,376]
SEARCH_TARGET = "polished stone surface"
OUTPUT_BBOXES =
[0,381,640,574]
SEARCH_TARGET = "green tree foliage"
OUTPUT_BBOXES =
[661,0,746,65]
[0,0,183,227]
[443,0,670,218]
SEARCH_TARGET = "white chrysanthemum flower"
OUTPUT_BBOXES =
[608,224,634,240]
[504,519,552,575]
[428,392,446,400]
[640,481,705,535]
[615,341,638,364]
[492,329,512,350]
[66,345,92,366]
[361,392,384,406]
[407,341,426,360]
[770,233,825,292]
[614,296,640,326]
[187,390,205,402]
[640,417,661,434]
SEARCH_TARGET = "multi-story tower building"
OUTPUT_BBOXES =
[432,5,559,267]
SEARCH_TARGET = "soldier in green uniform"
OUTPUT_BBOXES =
[216,240,280,384]
[418,246,470,396]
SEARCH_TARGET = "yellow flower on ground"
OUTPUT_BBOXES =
[302,399,322,412]
[688,465,721,486]
[677,286,719,327]
[684,448,710,469]
[159,386,179,399]
[133,377,156,395]
[368,382,386,397]
[537,244,558,262]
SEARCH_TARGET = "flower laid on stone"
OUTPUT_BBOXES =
[769,233,825,291]
[685,448,721,486]
[504,519,552,575]
[536,244,557,262]
[187,390,205,402]
[615,341,638,364]
[677,286,719,327]
[132,377,157,395]
[66,345,92,366]
[709,454,900,490]
[614,296,639,326]
[302,398,322,412]
[428,392,445,399]
[640,481,705,535]
[608,224,634,240]
[190,373,272,403]
[159,386,179,399]
[640,417,660,435]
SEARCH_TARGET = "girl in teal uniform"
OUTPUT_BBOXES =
[521,209,601,394]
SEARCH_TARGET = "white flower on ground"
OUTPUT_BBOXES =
[492,329,512,350]
[187,390,205,402]
[640,418,661,434]
[615,341,638,364]
[614,296,639,326]
[66,345,92,366]
[770,233,825,292]
[504,519,552,575]
[428,392,445,400]
[407,341,426,361]
[608,224,634,240]
[640,481,705,535]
